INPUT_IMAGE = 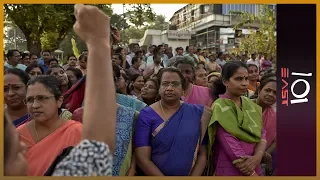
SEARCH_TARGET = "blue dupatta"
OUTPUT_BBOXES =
[113,105,136,176]
[151,103,204,176]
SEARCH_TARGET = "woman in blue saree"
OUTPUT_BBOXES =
[135,67,211,176]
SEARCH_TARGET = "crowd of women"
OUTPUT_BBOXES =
[4,4,277,177]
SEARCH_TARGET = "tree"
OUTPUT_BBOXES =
[124,4,156,28]
[4,4,155,55]
[231,5,276,61]
[147,15,169,31]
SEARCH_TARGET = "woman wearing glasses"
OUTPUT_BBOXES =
[16,75,82,176]
[135,68,211,176]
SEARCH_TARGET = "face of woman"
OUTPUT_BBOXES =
[68,56,77,66]
[159,72,183,103]
[4,119,27,176]
[176,63,194,86]
[133,76,145,90]
[258,81,277,106]
[248,65,259,81]
[26,83,63,122]
[223,67,249,97]
[28,67,43,79]
[49,67,69,86]
[118,74,127,90]
[79,58,87,69]
[66,70,78,85]
[4,74,27,109]
[195,68,208,87]
[121,48,126,55]
[141,80,157,100]
[208,75,219,89]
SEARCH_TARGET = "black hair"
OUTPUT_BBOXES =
[49,58,59,65]
[30,53,38,58]
[66,67,83,80]
[158,67,187,90]
[5,68,30,85]
[217,52,223,58]
[112,62,121,80]
[115,47,124,54]
[67,54,77,60]
[131,56,141,65]
[28,75,63,115]
[247,63,259,69]
[4,114,10,166]
[196,61,206,70]
[211,61,248,99]
[185,46,189,52]
[131,74,144,83]
[6,49,19,58]
[21,53,29,59]
[261,72,276,83]
[174,56,196,68]
[158,44,164,49]
[25,63,44,75]
[78,54,87,62]
[135,50,143,56]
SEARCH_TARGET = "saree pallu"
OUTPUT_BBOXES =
[263,107,276,148]
[14,114,32,128]
[151,103,205,176]
[17,120,82,176]
[113,105,138,176]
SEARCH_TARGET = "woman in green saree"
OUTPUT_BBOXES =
[207,61,267,176]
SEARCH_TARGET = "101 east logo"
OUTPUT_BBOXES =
[281,68,312,106]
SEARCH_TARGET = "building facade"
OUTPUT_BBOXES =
[169,4,276,53]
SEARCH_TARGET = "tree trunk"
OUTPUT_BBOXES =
[26,36,42,56]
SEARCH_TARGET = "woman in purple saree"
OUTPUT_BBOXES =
[135,68,211,176]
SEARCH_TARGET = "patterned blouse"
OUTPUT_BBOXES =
[52,139,113,176]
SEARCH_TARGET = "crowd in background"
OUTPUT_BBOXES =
[4,4,276,177]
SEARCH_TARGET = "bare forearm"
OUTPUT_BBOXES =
[82,42,117,153]
[253,140,267,160]
[137,160,164,176]
[127,154,136,176]
[266,141,276,154]
[190,155,207,176]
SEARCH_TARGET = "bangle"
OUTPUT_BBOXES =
[251,171,256,176]
[261,139,267,143]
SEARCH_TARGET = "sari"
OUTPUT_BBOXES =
[17,120,82,176]
[13,114,32,128]
[71,105,139,176]
[207,94,265,176]
[182,84,213,107]
[117,93,147,112]
[135,103,210,175]
[261,106,277,175]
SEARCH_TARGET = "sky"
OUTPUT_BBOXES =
[111,4,187,21]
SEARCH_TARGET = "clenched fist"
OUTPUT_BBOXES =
[73,4,110,46]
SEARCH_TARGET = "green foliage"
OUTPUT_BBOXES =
[4,4,157,53]
[124,4,156,28]
[230,5,276,61]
